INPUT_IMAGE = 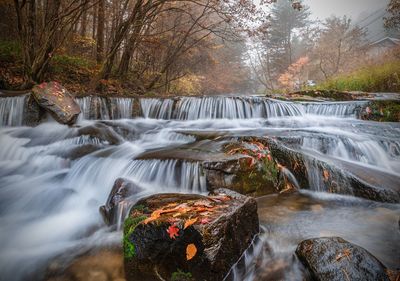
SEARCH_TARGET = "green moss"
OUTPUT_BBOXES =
[365,100,400,122]
[171,269,194,281]
[234,156,280,196]
[123,215,147,259]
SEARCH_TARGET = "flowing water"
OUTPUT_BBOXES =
[0,94,399,280]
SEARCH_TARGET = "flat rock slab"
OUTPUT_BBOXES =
[32,81,81,125]
[296,237,391,281]
[124,189,259,281]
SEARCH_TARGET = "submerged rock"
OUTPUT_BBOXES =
[45,248,124,281]
[32,81,81,125]
[296,237,390,281]
[100,178,144,226]
[78,122,124,145]
[123,189,259,281]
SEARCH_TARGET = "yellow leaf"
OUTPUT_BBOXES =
[186,244,197,260]
[184,217,197,229]
[143,210,161,224]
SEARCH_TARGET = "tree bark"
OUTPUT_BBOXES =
[96,0,105,63]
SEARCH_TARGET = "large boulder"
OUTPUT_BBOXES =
[100,178,144,226]
[123,189,259,281]
[296,237,391,281]
[32,81,81,125]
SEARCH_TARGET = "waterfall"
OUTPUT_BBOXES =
[124,159,207,193]
[0,95,27,126]
[140,98,175,119]
[304,101,366,117]
[0,95,371,125]
[109,97,134,119]
[77,96,135,120]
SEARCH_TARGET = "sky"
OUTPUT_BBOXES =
[302,0,395,41]
[302,0,389,21]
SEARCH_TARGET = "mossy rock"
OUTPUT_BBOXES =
[123,189,259,281]
[361,100,400,122]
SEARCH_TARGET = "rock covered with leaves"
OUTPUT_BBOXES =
[296,237,391,281]
[123,189,259,281]
[203,137,285,196]
[32,81,81,125]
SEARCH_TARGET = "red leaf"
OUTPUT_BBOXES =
[166,225,180,239]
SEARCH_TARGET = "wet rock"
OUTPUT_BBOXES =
[32,82,81,125]
[268,139,400,203]
[203,137,284,196]
[296,237,390,281]
[123,189,259,281]
[45,248,124,281]
[78,123,124,145]
[23,94,46,126]
[100,178,144,226]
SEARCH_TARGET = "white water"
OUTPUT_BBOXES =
[0,95,27,126]
[0,95,399,281]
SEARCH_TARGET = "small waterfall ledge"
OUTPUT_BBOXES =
[0,94,369,126]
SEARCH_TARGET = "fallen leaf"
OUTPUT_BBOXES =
[184,218,198,229]
[166,225,180,239]
[323,169,330,181]
[200,218,211,224]
[143,210,161,224]
[186,244,197,260]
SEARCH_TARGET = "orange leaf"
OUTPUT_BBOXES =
[143,210,161,224]
[184,218,198,229]
[166,225,180,239]
[323,169,330,181]
[186,244,197,260]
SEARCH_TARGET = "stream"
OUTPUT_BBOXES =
[0,95,399,280]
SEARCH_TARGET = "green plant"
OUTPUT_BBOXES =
[313,61,400,93]
[171,269,194,281]
[123,215,147,259]
[0,40,22,62]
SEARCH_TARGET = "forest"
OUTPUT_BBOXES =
[0,0,399,95]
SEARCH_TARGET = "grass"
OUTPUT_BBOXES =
[316,61,400,93]
[0,40,22,62]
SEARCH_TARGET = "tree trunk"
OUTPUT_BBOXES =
[80,3,88,36]
[96,0,105,63]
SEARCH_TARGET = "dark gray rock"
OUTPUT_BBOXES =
[124,189,259,281]
[100,178,144,226]
[296,237,390,281]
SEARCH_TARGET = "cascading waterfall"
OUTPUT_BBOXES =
[304,101,366,117]
[76,96,110,120]
[139,96,363,120]
[0,95,27,126]
[108,97,134,119]
[0,95,370,125]
[124,159,207,193]
[302,136,400,174]
[140,98,175,119]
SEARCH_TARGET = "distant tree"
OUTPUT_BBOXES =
[265,0,310,72]
[313,16,367,79]
[278,56,309,91]
[251,0,311,91]
[385,0,400,29]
